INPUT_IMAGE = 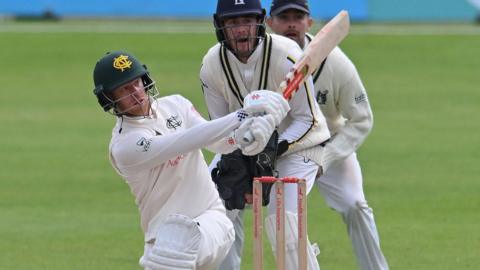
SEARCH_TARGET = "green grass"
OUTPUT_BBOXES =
[1,21,479,269]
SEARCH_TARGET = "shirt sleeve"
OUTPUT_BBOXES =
[200,62,230,120]
[111,111,241,174]
[183,97,238,154]
[322,56,373,171]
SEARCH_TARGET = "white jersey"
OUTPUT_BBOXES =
[305,34,373,171]
[108,95,241,241]
[200,33,330,154]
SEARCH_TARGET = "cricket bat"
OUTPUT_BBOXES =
[243,10,350,143]
[281,10,350,100]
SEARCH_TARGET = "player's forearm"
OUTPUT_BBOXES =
[205,139,236,155]
[322,108,372,170]
[145,112,241,160]
[113,113,242,172]
[325,71,373,163]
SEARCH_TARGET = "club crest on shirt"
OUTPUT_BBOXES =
[200,79,209,90]
[316,90,329,105]
[166,115,182,130]
[136,137,152,152]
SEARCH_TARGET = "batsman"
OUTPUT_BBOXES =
[201,0,331,269]
[92,51,290,269]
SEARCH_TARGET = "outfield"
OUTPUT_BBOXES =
[0,20,479,269]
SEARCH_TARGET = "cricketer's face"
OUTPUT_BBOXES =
[267,9,313,49]
[109,77,150,116]
[223,15,261,60]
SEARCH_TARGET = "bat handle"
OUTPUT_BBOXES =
[241,111,264,144]
[242,130,254,143]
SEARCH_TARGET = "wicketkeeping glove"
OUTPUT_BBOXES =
[211,149,253,210]
[211,131,280,210]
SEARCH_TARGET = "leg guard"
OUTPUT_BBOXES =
[342,202,389,270]
[140,214,201,270]
[265,212,320,270]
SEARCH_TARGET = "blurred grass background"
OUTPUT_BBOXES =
[0,20,479,269]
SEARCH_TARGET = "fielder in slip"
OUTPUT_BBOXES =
[92,51,290,270]
[267,0,390,269]
[200,0,330,269]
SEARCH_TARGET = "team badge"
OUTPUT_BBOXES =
[234,0,245,5]
[316,90,329,105]
[200,79,209,90]
[113,54,132,72]
[166,115,182,130]
[136,137,152,152]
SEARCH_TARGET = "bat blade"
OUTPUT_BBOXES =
[243,10,350,143]
[281,10,350,100]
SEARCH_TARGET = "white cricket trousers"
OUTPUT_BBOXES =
[316,153,389,270]
[143,208,235,270]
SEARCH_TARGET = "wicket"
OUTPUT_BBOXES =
[252,176,308,270]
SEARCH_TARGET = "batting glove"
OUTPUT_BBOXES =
[243,90,290,126]
[234,114,276,156]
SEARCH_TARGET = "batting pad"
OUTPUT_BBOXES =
[265,212,320,270]
[142,214,201,270]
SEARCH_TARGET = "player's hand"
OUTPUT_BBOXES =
[234,114,275,156]
[243,90,290,126]
[244,193,253,204]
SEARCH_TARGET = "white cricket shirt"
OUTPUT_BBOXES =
[108,95,240,241]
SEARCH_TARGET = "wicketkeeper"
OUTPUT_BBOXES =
[201,0,331,269]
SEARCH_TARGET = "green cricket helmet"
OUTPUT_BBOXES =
[92,51,156,114]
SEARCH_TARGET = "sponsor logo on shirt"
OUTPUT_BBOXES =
[166,115,182,130]
[167,155,185,168]
[355,93,367,104]
[250,94,261,100]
